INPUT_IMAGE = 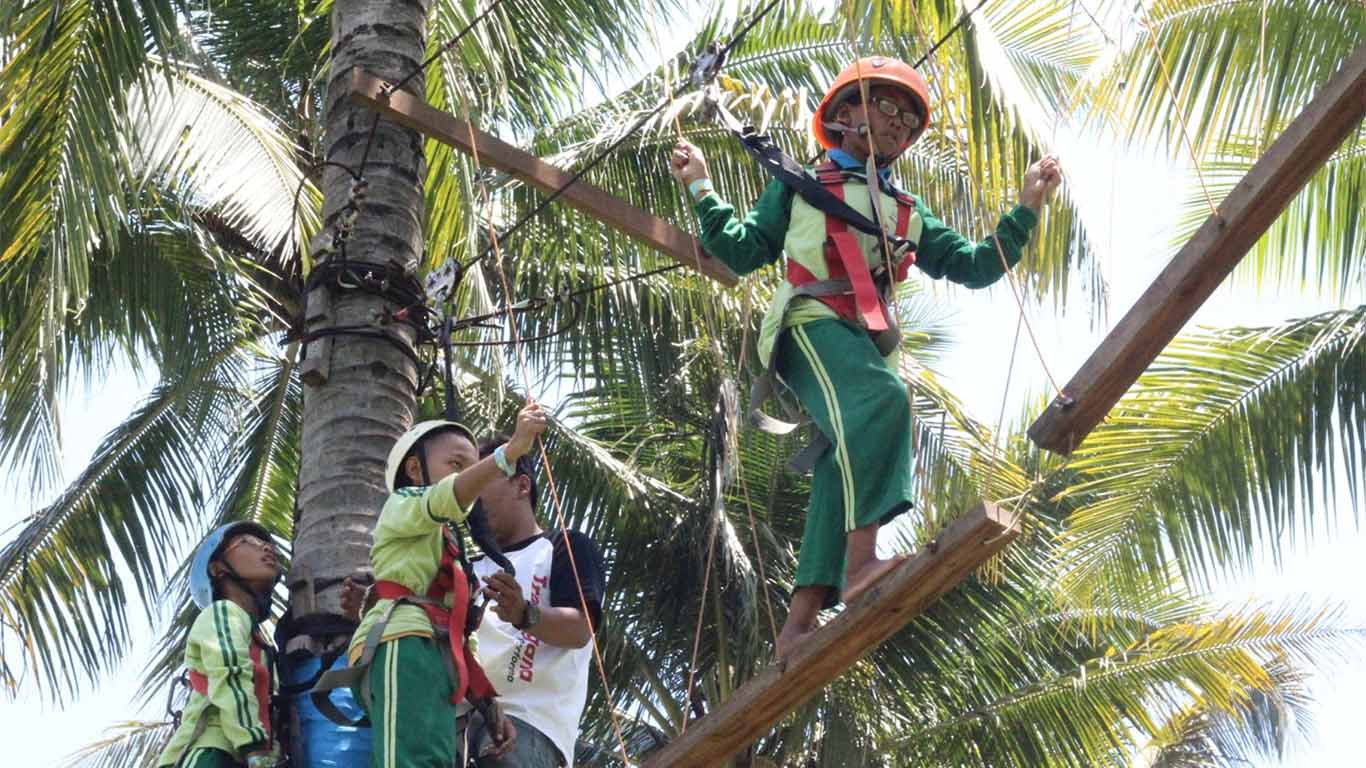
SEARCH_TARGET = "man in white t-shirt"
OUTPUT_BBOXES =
[464,435,607,767]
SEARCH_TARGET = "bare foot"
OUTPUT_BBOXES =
[842,553,909,605]
[775,623,817,660]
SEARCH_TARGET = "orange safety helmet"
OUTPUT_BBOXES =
[812,56,932,156]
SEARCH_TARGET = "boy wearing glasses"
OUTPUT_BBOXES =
[670,56,1061,657]
[158,522,283,768]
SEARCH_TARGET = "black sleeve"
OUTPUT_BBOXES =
[548,530,606,630]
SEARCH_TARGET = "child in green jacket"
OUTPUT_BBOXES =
[158,522,283,768]
[348,403,546,768]
[671,56,1061,657]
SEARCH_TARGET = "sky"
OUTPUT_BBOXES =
[2,2,1363,767]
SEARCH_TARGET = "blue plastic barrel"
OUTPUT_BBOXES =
[281,654,372,767]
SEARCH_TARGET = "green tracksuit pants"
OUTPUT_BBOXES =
[178,749,239,768]
[364,636,458,768]
[777,318,916,594]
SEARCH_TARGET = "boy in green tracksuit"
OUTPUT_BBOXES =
[158,522,283,768]
[671,55,1061,657]
[346,403,546,768]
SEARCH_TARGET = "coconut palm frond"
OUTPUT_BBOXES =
[891,599,1359,768]
[1140,656,1313,768]
[1169,128,1366,301]
[0,57,315,495]
[127,63,320,265]
[0,321,255,701]
[60,719,173,768]
[1059,307,1366,600]
[1078,1,1365,301]
[1092,0,1364,155]
[0,0,180,266]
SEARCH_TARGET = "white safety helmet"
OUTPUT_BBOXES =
[385,420,476,492]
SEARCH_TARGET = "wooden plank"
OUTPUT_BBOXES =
[1029,42,1366,455]
[348,70,737,287]
[642,503,1019,768]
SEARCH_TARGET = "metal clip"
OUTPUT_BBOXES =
[425,258,463,303]
[688,41,727,89]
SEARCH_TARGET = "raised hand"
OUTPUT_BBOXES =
[505,402,548,461]
[670,139,710,188]
[1020,154,1063,212]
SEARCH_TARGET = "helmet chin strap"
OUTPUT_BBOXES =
[824,120,898,167]
[221,563,277,621]
[417,445,432,487]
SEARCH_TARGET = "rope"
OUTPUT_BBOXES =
[1255,0,1268,152]
[1072,0,1115,46]
[991,311,1024,495]
[907,2,1069,402]
[1135,7,1220,221]
[649,0,748,711]
[454,0,784,278]
[844,6,902,301]
[734,455,779,645]
[680,491,723,735]
[913,0,991,69]
[1052,1,1078,147]
[444,262,683,337]
[459,112,636,767]
[353,0,510,192]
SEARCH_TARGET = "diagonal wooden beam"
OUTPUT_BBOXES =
[348,70,737,287]
[642,503,1019,768]
[1029,42,1366,455]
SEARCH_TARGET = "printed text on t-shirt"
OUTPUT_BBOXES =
[504,574,549,683]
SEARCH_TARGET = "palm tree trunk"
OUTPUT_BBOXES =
[290,0,430,636]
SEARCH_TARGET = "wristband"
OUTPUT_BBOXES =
[687,177,714,201]
[492,444,516,478]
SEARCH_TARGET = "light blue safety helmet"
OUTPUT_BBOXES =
[189,521,278,611]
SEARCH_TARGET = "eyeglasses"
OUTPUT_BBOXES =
[870,96,922,129]
[226,534,275,554]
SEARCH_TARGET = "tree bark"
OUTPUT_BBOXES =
[289,0,430,637]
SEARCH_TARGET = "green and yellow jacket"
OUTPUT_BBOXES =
[348,473,470,664]
[692,150,1038,365]
[158,600,276,766]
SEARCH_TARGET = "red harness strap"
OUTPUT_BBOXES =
[786,163,916,331]
[372,529,497,704]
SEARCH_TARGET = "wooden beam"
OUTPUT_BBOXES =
[347,70,737,287]
[642,503,1019,768]
[1029,42,1366,455]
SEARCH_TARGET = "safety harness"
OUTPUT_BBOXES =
[791,161,917,341]
[718,106,920,470]
[310,527,497,726]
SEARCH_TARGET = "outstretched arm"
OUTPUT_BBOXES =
[915,155,1062,288]
[379,404,549,537]
[671,139,791,275]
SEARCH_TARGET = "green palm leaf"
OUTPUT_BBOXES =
[890,600,1357,768]
[127,64,320,262]
[0,0,181,262]
[1169,128,1366,300]
[1058,307,1366,599]
[1086,0,1366,298]
[0,282,259,699]
[60,719,172,768]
